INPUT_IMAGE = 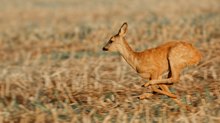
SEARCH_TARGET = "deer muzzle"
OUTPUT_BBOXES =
[102,47,108,51]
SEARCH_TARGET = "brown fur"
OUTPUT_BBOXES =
[103,22,202,109]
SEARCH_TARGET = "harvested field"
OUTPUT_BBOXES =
[0,0,219,122]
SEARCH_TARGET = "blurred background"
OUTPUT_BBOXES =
[0,0,219,122]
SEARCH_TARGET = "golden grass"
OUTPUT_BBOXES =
[0,0,220,122]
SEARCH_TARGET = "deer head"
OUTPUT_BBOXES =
[103,22,128,52]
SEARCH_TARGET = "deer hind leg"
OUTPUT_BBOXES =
[143,55,185,87]
[139,74,177,99]
[151,85,177,98]
[160,84,191,111]
[154,76,177,98]
[158,76,191,111]
[143,67,182,87]
[159,85,180,102]
[138,85,177,99]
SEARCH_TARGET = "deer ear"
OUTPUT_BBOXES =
[118,22,128,37]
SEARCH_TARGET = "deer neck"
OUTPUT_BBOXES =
[118,39,138,70]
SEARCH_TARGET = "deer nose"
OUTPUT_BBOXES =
[103,47,108,51]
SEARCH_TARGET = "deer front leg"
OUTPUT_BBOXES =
[138,72,154,99]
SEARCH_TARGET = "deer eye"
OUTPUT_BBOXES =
[109,40,113,43]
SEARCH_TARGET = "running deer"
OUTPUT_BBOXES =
[102,22,202,109]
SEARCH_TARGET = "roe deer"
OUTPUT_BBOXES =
[102,22,202,109]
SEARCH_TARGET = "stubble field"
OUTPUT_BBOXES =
[0,0,220,122]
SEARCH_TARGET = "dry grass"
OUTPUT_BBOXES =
[0,0,220,122]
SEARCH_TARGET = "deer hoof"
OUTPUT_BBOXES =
[138,93,154,99]
[142,83,151,87]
